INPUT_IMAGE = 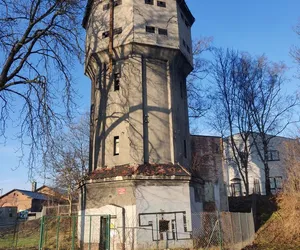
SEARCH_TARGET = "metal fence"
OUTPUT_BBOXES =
[0,211,254,250]
[39,214,111,250]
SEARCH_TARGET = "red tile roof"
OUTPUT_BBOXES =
[88,163,190,180]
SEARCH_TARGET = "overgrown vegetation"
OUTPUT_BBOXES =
[244,139,300,249]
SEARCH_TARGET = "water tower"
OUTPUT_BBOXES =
[80,1,200,248]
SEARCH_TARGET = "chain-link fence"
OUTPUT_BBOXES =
[0,211,254,250]
[0,219,40,250]
[39,214,110,250]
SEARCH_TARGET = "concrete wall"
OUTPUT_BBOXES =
[85,0,192,65]
[85,0,193,170]
[89,52,191,169]
[79,178,194,249]
[191,135,229,211]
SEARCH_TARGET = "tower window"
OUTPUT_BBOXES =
[158,28,168,36]
[114,136,120,155]
[157,1,166,7]
[102,31,109,38]
[146,26,155,33]
[184,140,187,158]
[183,39,186,47]
[145,0,153,4]
[114,73,120,91]
[114,27,122,35]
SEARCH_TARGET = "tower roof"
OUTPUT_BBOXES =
[82,0,195,29]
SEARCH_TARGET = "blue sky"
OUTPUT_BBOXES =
[1,0,300,195]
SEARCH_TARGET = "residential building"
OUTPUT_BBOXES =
[0,184,67,212]
[223,133,293,196]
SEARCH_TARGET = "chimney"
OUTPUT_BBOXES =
[32,181,37,192]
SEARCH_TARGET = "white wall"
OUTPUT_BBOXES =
[224,134,292,195]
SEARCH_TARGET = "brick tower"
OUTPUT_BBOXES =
[79,1,199,249]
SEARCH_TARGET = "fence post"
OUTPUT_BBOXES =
[39,216,45,250]
[238,213,243,249]
[106,215,111,250]
[89,216,92,250]
[217,211,223,250]
[56,216,61,250]
[245,212,250,244]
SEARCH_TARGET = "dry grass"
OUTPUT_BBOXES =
[243,140,300,250]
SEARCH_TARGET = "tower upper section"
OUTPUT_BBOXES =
[83,0,195,66]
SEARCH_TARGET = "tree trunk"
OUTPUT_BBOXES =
[263,142,271,195]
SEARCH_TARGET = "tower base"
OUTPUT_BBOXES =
[79,164,201,249]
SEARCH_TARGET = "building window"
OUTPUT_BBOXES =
[114,136,120,155]
[184,140,187,158]
[157,1,166,7]
[230,178,242,197]
[194,187,203,202]
[253,179,261,194]
[102,31,109,38]
[159,219,169,232]
[145,0,153,4]
[114,27,122,35]
[114,73,120,91]
[183,39,186,47]
[270,176,282,192]
[267,150,280,161]
[159,219,169,240]
[158,28,168,36]
[146,26,155,33]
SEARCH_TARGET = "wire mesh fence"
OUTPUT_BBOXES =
[0,219,40,250]
[39,214,110,250]
[0,211,254,250]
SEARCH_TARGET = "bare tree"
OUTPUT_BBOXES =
[188,37,213,122]
[46,113,89,214]
[209,48,298,196]
[246,58,298,195]
[209,49,256,196]
[291,20,300,75]
[0,0,84,174]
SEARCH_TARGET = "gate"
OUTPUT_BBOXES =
[38,215,111,250]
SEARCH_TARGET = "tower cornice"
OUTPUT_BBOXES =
[82,0,195,29]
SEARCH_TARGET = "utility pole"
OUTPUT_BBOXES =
[109,0,114,73]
